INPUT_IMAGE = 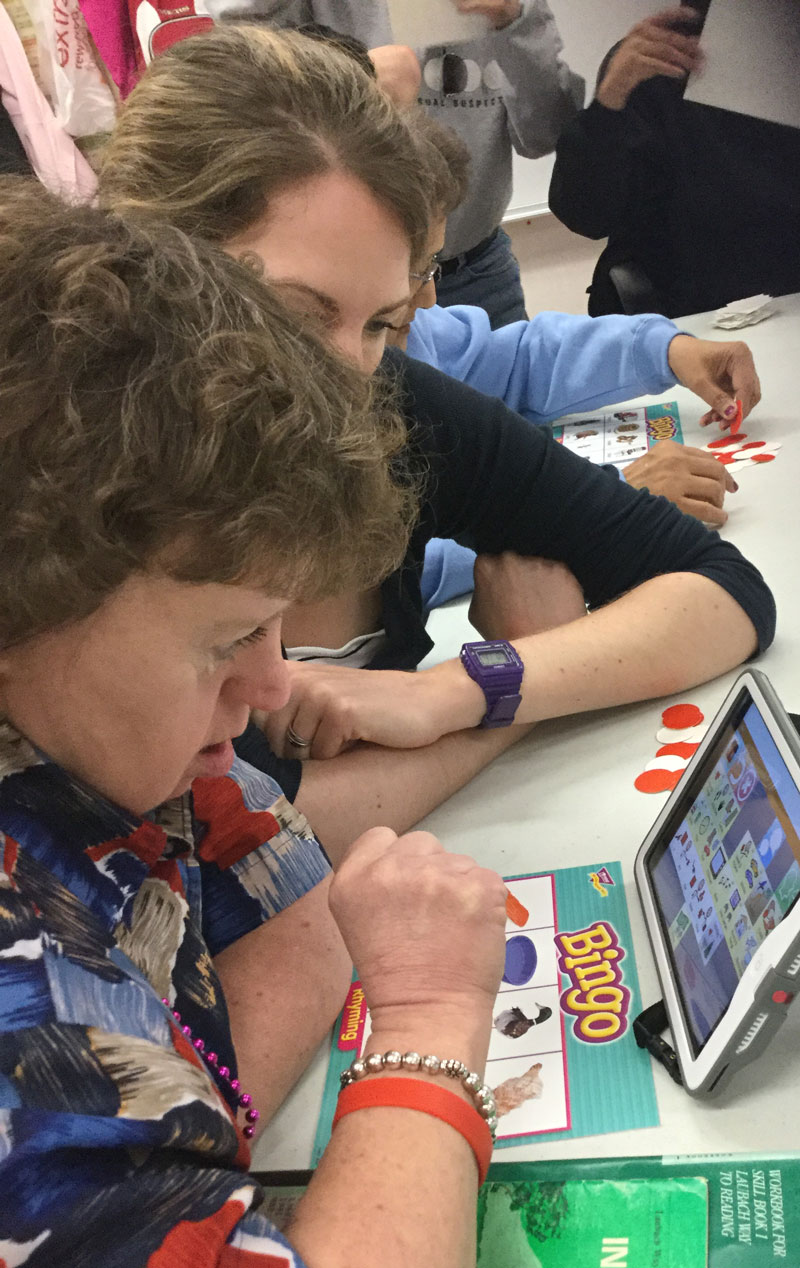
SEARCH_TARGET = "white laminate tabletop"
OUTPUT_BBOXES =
[252,295,800,1173]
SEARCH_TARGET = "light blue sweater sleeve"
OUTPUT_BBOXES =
[406,305,681,425]
[414,304,686,609]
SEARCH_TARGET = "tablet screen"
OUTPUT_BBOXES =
[649,693,800,1054]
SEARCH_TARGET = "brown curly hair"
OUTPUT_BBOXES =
[98,25,433,263]
[0,179,416,649]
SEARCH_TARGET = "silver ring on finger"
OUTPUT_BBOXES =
[286,724,311,749]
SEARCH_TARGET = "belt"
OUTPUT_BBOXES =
[438,229,499,277]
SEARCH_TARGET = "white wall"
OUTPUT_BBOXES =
[506,215,603,317]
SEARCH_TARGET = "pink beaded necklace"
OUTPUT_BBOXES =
[162,998,260,1139]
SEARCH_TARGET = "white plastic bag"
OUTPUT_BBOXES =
[22,0,117,138]
[2,0,44,93]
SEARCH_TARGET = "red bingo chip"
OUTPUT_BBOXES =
[708,433,746,449]
[661,703,705,729]
[739,441,766,450]
[751,453,776,464]
[730,399,743,435]
[635,768,683,794]
[714,453,736,465]
[656,742,700,759]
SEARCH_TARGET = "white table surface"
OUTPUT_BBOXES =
[252,294,800,1172]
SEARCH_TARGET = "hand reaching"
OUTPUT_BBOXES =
[596,7,703,111]
[667,334,761,428]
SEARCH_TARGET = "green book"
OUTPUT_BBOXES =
[255,1151,800,1265]
[485,1155,800,1266]
[477,1177,708,1268]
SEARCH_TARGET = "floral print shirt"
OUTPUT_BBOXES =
[0,723,329,1266]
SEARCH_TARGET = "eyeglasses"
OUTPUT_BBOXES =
[410,259,442,287]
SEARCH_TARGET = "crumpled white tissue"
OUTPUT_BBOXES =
[713,294,774,329]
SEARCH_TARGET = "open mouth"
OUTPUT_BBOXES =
[194,738,236,778]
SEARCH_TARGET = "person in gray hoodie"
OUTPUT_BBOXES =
[208,0,584,327]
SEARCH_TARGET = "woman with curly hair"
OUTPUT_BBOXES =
[0,180,506,1267]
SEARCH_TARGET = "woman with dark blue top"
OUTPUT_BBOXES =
[99,24,775,858]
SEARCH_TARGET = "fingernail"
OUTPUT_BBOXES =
[724,404,736,418]
[731,480,739,492]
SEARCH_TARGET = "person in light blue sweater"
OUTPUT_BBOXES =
[396,128,758,607]
[407,303,678,427]
[409,304,677,606]
[409,298,756,607]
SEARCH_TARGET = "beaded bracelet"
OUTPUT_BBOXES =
[339,1050,498,1141]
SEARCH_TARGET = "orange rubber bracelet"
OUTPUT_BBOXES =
[332,1077,493,1186]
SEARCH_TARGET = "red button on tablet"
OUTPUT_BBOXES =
[772,990,794,1005]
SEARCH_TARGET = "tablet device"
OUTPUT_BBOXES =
[635,669,800,1096]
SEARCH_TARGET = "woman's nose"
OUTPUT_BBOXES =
[331,328,380,375]
[415,277,438,312]
[229,626,292,713]
[244,648,291,713]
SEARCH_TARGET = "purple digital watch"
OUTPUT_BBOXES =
[459,640,524,729]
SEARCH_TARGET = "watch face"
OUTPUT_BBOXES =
[477,648,512,667]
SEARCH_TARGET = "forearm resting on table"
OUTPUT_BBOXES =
[438,573,759,733]
[214,877,351,1133]
[296,722,533,865]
